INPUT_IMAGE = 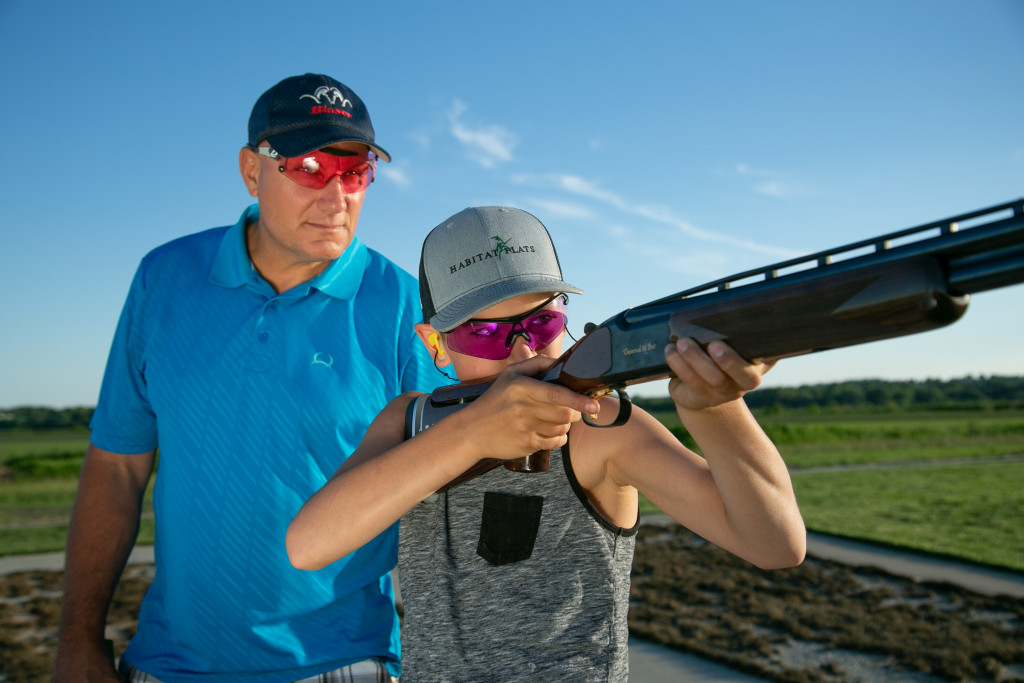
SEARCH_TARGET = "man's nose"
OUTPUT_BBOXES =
[318,175,349,211]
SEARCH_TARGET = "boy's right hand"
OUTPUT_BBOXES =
[454,355,600,462]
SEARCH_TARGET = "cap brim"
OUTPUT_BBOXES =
[430,277,583,332]
[267,126,391,162]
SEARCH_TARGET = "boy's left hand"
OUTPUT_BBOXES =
[665,337,775,412]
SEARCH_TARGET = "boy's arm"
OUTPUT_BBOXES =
[287,357,600,571]
[597,338,805,570]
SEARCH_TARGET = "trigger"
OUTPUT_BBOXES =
[586,388,613,421]
[581,387,632,428]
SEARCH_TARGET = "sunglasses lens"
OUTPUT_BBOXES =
[446,310,567,360]
[447,322,507,360]
[279,151,375,191]
[521,310,567,348]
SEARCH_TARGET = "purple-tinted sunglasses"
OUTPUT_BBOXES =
[444,294,568,360]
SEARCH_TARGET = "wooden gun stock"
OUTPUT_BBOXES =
[412,199,1024,490]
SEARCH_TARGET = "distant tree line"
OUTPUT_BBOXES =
[3,375,1023,431]
[636,375,1024,414]
[0,406,94,431]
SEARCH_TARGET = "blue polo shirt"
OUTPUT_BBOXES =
[89,205,439,682]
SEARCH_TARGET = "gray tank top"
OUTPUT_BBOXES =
[398,399,639,682]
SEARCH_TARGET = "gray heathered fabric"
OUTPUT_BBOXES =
[396,444,638,682]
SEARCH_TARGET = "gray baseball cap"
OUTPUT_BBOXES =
[419,207,583,331]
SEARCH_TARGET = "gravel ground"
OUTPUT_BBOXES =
[630,523,1024,683]
[3,523,1023,682]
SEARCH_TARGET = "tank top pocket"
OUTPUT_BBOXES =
[476,491,544,566]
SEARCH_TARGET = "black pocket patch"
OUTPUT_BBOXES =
[476,492,544,566]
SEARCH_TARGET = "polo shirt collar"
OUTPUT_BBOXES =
[311,234,368,300]
[209,205,257,288]
[209,204,369,300]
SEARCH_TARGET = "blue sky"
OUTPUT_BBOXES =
[1,0,1022,408]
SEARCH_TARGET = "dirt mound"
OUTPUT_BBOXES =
[630,524,1024,682]
[1,562,149,683]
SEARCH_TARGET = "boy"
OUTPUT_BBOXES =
[288,206,806,682]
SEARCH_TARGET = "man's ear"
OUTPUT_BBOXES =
[239,146,261,198]
[414,322,451,366]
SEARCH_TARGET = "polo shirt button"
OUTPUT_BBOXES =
[259,332,269,342]
[268,301,278,310]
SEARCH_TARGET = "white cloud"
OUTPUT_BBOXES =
[447,99,517,168]
[526,199,594,220]
[755,181,790,198]
[537,173,800,259]
[732,160,803,199]
[379,163,411,190]
[582,221,740,284]
[408,130,433,150]
[734,161,770,177]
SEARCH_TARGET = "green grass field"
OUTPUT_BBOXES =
[790,460,1024,570]
[0,429,91,461]
[0,430,155,556]
[3,411,1024,571]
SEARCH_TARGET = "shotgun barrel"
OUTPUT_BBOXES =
[546,198,1024,393]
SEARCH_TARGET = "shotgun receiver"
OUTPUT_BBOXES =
[407,198,1024,489]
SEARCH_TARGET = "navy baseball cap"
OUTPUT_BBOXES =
[247,73,391,162]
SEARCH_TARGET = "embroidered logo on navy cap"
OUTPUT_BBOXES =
[301,87,353,118]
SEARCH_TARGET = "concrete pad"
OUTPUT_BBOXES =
[629,638,763,682]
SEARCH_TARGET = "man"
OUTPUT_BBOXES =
[52,74,438,683]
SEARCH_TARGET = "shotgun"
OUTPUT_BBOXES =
[406,198,1024,490]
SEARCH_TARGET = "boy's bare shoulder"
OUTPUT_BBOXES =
[345,391,430,468]
[394,390,426,407]
[377,391,425,424]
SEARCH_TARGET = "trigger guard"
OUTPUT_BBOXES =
[582,387,632,428]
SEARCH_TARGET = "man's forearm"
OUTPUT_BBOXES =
[54,445,154,670]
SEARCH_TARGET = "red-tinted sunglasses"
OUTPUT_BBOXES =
[256,145,376,192]
[444,294,568,360]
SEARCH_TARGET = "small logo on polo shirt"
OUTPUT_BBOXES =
[311,352,334,369]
